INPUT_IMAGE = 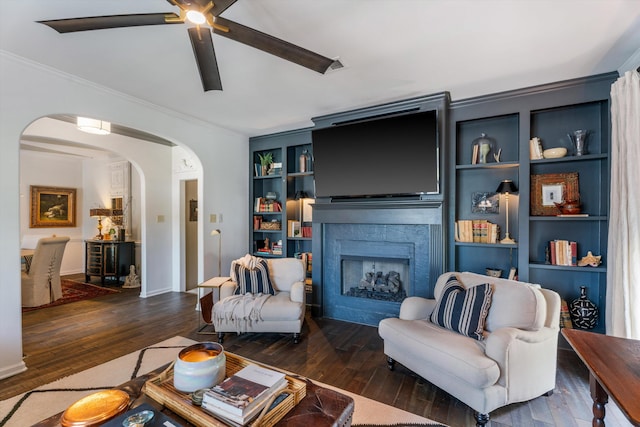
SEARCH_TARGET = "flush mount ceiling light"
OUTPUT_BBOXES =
[77,117,111,135]
[186,10,207,25]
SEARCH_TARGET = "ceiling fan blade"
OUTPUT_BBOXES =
[209,0,238,16]
[188,27,223,91]
[38,13,181,33]
[213,16,333,74]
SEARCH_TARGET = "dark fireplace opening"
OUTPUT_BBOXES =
[341,255,409,302]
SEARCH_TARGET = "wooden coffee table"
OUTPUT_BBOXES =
[562,328,640,426]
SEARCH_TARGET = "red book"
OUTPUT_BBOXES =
[570,241,577,266]
[550,241,557,265]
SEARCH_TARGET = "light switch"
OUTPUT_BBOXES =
[210,214,217,223]
[157,215,165,223]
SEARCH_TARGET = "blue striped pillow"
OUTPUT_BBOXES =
[232,259,275,295]
[430,275,493,341]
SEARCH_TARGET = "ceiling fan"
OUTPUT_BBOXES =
[38,0,334,91]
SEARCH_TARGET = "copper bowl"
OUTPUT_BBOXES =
[554,200,581,214]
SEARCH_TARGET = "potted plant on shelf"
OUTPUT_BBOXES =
[258,152,273,176]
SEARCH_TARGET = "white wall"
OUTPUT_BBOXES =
[0,51,248,380]
[19,151,85,275]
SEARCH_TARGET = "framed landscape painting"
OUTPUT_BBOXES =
[30,185,77,228]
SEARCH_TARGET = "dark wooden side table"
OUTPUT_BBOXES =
[562,328,640,426]
[85,240,135,285]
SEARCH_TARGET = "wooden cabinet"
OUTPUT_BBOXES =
[448,72,616,334]
[85,240,135,285]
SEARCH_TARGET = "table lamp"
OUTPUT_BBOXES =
[495,180,518,244]
[89,208,111,240]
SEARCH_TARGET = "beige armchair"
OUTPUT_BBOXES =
[379,272,561,426]
[213,257,306,344]
[21,236,70,307]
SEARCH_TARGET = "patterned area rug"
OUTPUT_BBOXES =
[22,279,120,312]
[0,337,447,427]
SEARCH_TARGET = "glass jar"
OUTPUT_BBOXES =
[472,133,493,164]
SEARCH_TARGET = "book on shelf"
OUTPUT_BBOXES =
[254,198,282,213]
[529,137,543,160]
[557,214,589,217]
[455,220,500,244]
[271,242,283,255]
[471,144,479,165]
[549,240,577,266]
[288,220,301,237]
[301,225,312,238]
[202,364,287,423]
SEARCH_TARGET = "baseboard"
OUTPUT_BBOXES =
[0,360,27,381]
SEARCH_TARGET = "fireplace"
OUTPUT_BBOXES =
[342,255,409,302]
[311,200,444,325]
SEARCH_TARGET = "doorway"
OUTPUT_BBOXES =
[185,179,198,291]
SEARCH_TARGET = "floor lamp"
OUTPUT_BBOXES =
[211,229,222,277]
[496,180,518,244]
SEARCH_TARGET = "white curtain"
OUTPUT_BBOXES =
[607,70,640,339]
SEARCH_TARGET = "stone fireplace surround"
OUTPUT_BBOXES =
[311,200,444,326]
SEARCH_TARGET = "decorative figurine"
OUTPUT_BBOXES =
[577,251,602,267]
[493,148,502,163]
[123,265,141,289]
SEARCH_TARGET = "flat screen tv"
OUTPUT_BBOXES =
[312,110,439,199]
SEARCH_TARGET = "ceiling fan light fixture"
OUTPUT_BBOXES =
[77,117,111,135]
[186,10,207,25]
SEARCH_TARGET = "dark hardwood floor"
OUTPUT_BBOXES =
[1,275,631,426]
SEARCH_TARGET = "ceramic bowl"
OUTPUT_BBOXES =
[543,147,567,159]
[173,342,226,393]
[485,268,502,278]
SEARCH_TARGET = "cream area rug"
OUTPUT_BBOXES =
[0,336,445,427]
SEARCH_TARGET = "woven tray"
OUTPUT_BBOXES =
[260,221,281,230]
[144,352,306,427]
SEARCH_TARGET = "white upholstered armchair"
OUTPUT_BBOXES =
[379,271,561,426]
[213,257,306,344]
[21,236,70,307]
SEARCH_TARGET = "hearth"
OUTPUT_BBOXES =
[312,200,444,326]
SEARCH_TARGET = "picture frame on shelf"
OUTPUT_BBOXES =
[471,192,499,214]
[530,172,579,216]
[30,185,77,228]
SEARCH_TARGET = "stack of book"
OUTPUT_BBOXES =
[549,240,577,266]
[202,364,288,426]
[455,220,501,244]
[529,137,544,160]
[254,198,282,213]
[271,241,283,255]
[301,225,312,238]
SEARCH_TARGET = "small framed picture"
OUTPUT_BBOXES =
[530,172,579,216]
[471,192,499,214]
[541,184,564,206]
